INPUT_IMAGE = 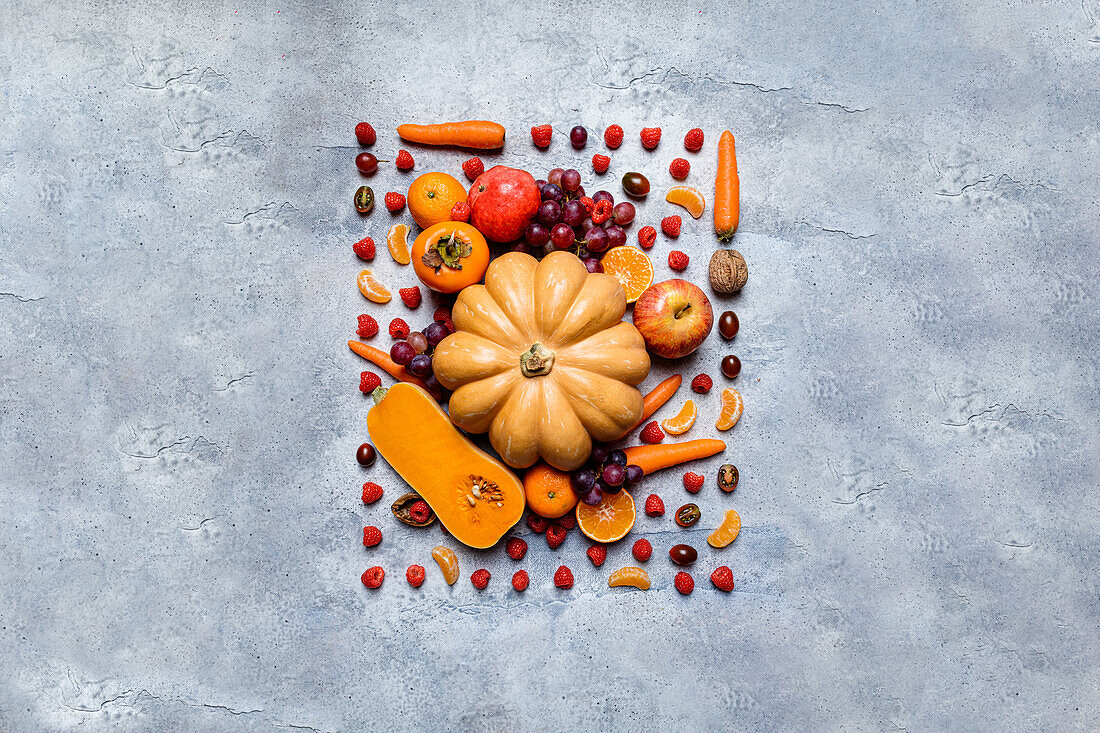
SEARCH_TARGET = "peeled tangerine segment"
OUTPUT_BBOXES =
[665,186,706,219]
[716,388,743,431]
[661,399,697,435]
[608,566,651,590]
[387,223,411,265]
[357,269,391,303]
[432,546,459,584]
[708,509,742,548]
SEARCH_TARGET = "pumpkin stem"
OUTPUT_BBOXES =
[370,386,388,405]
[519,343,555,377]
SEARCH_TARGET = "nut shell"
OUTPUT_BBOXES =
[391,491,436,527]
[708,249,748,293]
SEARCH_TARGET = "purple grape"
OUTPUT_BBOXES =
[602,481,622,494]
[547,168,564,186]
[602,463,625,486]
[562,199,586,227]
[550,223,575,250]
[390,341,415,366]
[511,241,534,255]
[605,224,626,249]
[579,218,597,234]
[592,190,614,205]
[540,182,563,203]
[590,444,609,464]
[537,200,563,226]
[525,222,550,247]
[582,257,602,273]
[424,373,442,394]
[624,464,644,485]
[535,179,547,188]
[407,331,428,354]
[585,227,609,253]
[574,185,585,199]
[583,487,603,506]
[561,169,581,193]
[570,126,588,148]
[608,449,627,466]
[612,201,635,226]
[424,322,449,346]
[571,468,598,493]
[408,354,433,377]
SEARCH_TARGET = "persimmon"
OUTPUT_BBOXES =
[522,463,579,519]
[411,222,490,293]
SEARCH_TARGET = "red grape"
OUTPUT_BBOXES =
[355,152,379,175]
[592,190,614,205]
[390,341,415,366]
[424,322,449,346]
[525,222,550,247]
[570,126,588,149]
[612,202,635,226]
[582,257,602,273]
[537,200,562,226]
[585,227,609,253]
[562,199,586,227]
[605,225,626,249]
[550,223,575,249]
[540,182,563,203]
[547,168,564,186]
[560,169,581,193]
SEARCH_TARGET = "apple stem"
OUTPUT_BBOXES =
[674,304,692,320]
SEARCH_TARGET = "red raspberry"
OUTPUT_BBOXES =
[638,225,657,249]
[586,545,607,567]
[506,536,528,560]
[450,201,471,223]
[384,192,406,212]
[526,514,547,533]
[361,482,383,504]
[531,124,553,148]
[408,500,431,524]
[395,149,414,171]
[632,538,652,561]
[684,128,704,152]
[669,158,690,180]
[662,216,682,238]
[553,565,574,589]
[592,154,610,174]
[354,122,376,146]
[546,523,567,549]
[388,318,410,339]
[604,124,624,149]
[675,571,694,595]
[399,286,421,309]
[691,374,713,393]
[640,127,662,150]
[470,569,490,589]
[668,250,689,270]
[356,314,379,338]
[710,565,735,592]
[591,199,613,225]
[462,157,484,181]
[640,420,664,444]
[644,494,665,517]
[361,566,384,589]
[683,472,704,493]
[557,514,576,530]
[362,525,382,547]
[433,307,454,332]
[511,569,529,591]
[353,236,376,261]
[578,196,595,215]
[406,564,426,588]
[359,371,382,394]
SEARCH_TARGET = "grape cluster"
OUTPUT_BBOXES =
[570,445,644,506]
[518,168,636,271]
[389,319,452,399]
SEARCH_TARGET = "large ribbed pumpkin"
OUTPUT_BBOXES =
[432,251,651,471]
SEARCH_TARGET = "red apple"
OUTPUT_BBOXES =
[632,279,714,358]
[468,166,541,243]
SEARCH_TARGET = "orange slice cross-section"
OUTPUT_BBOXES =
[576,489,636,543]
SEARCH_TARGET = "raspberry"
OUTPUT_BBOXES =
[668,250,688,270]
[354,122,376,146]
[553,565,574,589]
[388,318,410,339]
[604,124,624,149]
[362,525,382,547]
[710,565,735,592]
[526,514,547,533]
[462,157,484,181]
[408,500,431,524]
[669,158,690,180]
[356,314,379,338]
[592,154,610,174]
[691,374,713,393]
[384,192,406,212]
[362,482,383,504]
[450,201,471,223]
[674,571,694,595]
[361,566,384,589]
[644,494,665,517]
[684,128,704,152]
[511,570,529,591]
[433,307,454,332]
[640,420,664,444]
[506,536,528,560]
[591,199,613,225]
[406,564,425,588]
[359,371,382,394]
[557,514,576,530]
[683,472,704,493]
[395,149,414,171]
[632,538,652,561]
[640,127,662,150]
[662,216,682,238]
[586,545,607,567]
[470,569,490,589]
[399,286,422,309]
[531,124,552,148]
[578,196,595,215]
[638,225,657,249]
[546,523,567,549]
[353,236,376,261]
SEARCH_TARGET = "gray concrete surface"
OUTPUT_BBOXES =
[2,1,1098,730]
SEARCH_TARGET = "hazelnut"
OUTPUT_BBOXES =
[708,249,748,293]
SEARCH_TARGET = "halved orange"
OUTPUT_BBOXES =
[357,269,391,304]
[661,399,697,435]
[599,246,653,303]
[716,388,743,431]
[665,186,706,219]
[576,489,635,543]
[387,223,411,265]
[608,566,650,590]
[432,545,459,585]
[707,509,741,548]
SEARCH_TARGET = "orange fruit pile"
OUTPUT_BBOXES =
[576,489,635,543]
[599,246,653,303]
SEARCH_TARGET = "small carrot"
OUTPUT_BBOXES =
[714,130,740,242]
[635,375,682,428]
[623,439,725,475]
[347,340,432,390]
[396,121,505,150]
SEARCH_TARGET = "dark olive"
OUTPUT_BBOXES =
[669,544,698,565]
[675,503,701,527]
[354,185,375,214]
[717,464,739,493]
[721,355,741,379]
[718,311,739,340]
[355,442,376,466]
[621,172,650,198]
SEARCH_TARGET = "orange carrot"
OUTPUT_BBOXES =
[634,375,682,428]
[624,439,726,475]
[347,340,432,390]
[396,121,505,150]
[714,130,740,242]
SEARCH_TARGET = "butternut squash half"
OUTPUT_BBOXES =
[366,383,524,548]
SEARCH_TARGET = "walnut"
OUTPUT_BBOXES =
[708,249,748,293]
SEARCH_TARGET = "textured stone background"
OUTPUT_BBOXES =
[2,1,1098,730]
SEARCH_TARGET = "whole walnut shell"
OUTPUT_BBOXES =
[709,249,748,293]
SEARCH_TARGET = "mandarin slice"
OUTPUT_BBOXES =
[575,489,636,543]
[665,186,706,219]
[661,399,697,435]
[431,546,459,585]
[599,246,654,303]
[387,223,411,265]
[716,388,743,431]
[608,566,651,590]
[357,269,391,304]
[707,509,742,548]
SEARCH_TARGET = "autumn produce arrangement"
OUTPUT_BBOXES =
[348,119,748,596]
